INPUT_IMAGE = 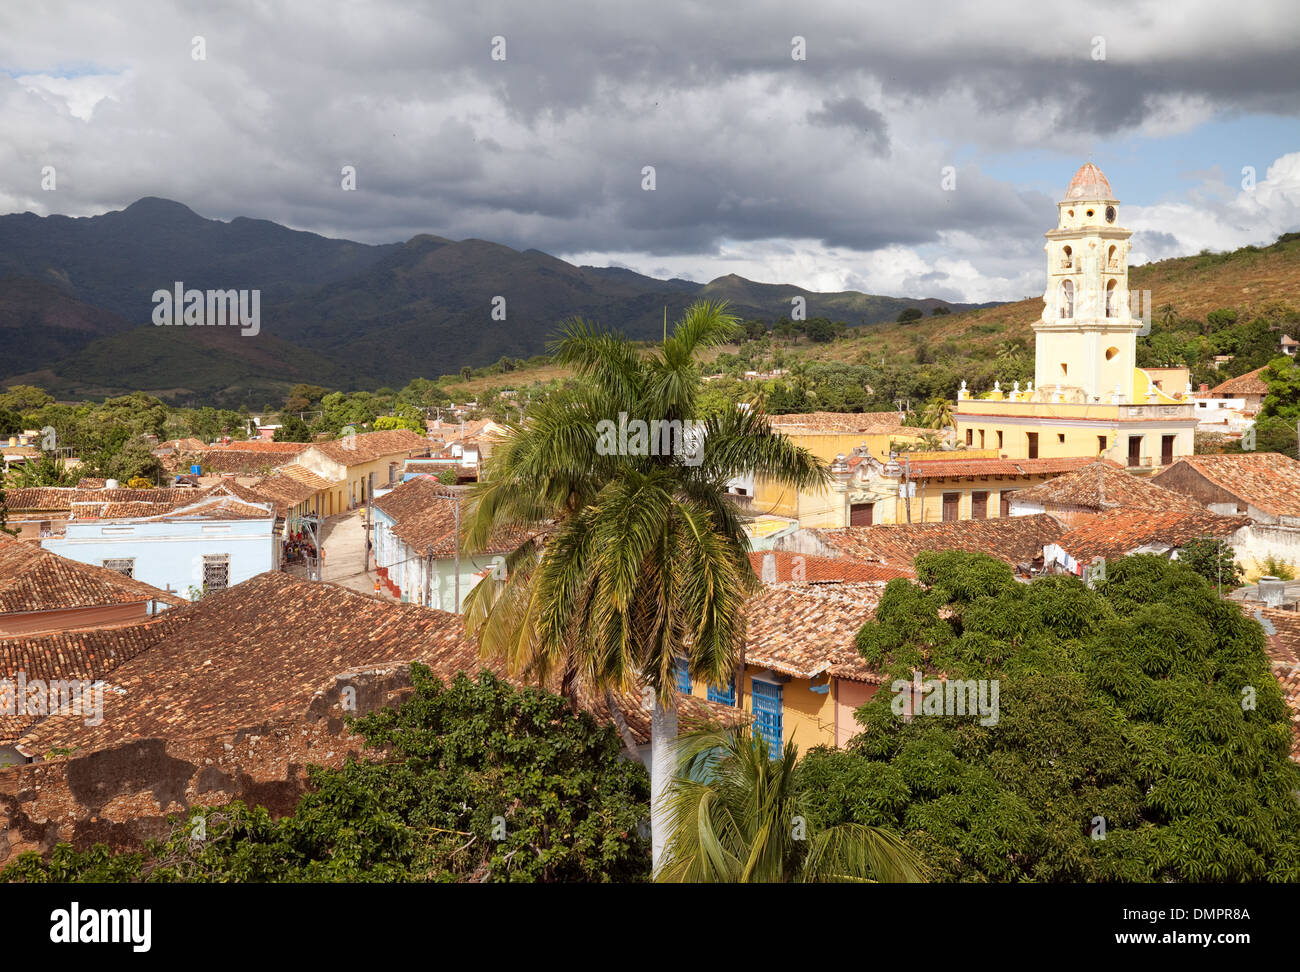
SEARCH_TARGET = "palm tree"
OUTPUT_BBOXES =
[658,729,928,882]
[462,300,828,872]
[920,397,955,434]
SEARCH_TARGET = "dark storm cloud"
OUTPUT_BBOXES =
[0,0,1296,299]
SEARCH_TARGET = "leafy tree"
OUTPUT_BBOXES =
[1176,537,1243,590]
[1,669,650,883]
[374,415,423,433]
[1249,415,1298,459]
[0,385,53,413]
[659,729,926,883]
[919,397,955,434]
[0,407,22,438]
[274,413,312,442]
[6,452,76,487]
[931,306,950,316]
[81,436,163,484]
[1260,355,1300,421]
[462,300,826,872]
[798,552,1300,882]
[897,308,923,323]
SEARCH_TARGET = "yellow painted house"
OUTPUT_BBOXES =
[676,580,889,753]
[744,412,930,527]
[290,428,432,516]
[955,163,1196,471]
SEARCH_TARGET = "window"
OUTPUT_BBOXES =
[1097,435,1107,454]
[102,558,134,578]
[978,429,986,448]
[1026,432,1039,459]
[203,554,230,591]
[751,679,783,754]
[1058,433,1065,443]
[849,502,874,527]
[965,428,973,446]
[1105,279,1117,317]
[673,659,691,694]
[1127,436,1142,468]
[1060,280,1074,318]
[708,678,736,706]
[996,430,1004,449]
[971,491,988,520]
[1161,434,1175,466]
[1060,363,1068,377]
[1105,346,1119,360]
[942,492,960,522]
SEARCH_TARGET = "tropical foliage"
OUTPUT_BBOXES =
[1,668,650,883]
[797,551,1300,882]
[461,300,827,868]
[658,729,927,883]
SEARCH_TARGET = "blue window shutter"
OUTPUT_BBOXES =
[707,677,735,706]
[674,660,692,694]
[750,680,783,755]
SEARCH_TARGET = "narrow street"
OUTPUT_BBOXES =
[315,508,392,598]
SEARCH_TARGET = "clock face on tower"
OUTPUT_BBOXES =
[1105,206,1116,223]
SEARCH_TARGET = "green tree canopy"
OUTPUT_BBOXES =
[2,669,650,883]
[798,551,1300,882]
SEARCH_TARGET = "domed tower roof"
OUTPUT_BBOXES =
[1063,162,1115,201]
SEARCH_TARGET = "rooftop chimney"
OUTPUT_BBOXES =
[1259,576,1286,608]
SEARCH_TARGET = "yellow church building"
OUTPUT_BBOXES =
[956,163,1196,470]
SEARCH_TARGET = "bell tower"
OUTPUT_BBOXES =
[1033,163,1137,403]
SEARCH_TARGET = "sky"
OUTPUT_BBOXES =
[1,0,1298,304]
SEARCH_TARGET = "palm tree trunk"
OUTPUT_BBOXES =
[650,697,678,875]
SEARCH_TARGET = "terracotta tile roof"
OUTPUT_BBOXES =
[1051,510,1250,563]
[0,623,161,746]
[1244,606,1300,761]
[744,582,886,682]
[374,476,528,558]
[0,533,185,617]
[70,501,179,519]
[245,465,338,514]
[1210,366,1269,396]
[306,429,431,466]
[1155,453,1300,518]
[206,440,311,454]
[1009,461,1204,512]
[748,550,913,583]
[3,487,199,513]
[74,477,106,489]
[767,411,905,433]
[138,496,275,521]
[177,449,296,475]
[153,437,207,454]
[803,514,1067,567]
[901,455,1099,480]
[10,572,738,756]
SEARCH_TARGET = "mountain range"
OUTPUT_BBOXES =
[0,198,991,405]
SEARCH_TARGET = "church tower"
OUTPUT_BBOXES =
[1033,162,1137,403]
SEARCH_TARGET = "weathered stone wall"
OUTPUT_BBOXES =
[0,665,416,863]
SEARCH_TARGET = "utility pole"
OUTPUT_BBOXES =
[365,471,374,573]
[453,492,461,612]
[424,545,433,608]
[904,453,912,524]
